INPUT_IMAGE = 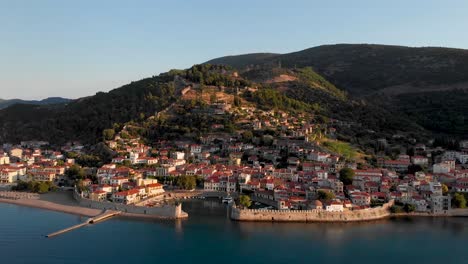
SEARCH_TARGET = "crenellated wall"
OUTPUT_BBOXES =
[231,200,394,222]
[73,190,187,219]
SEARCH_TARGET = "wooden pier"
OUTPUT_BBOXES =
[46,210,121,238]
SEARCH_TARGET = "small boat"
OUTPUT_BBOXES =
[222,196,233,204]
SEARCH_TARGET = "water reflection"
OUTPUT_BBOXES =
[182,199,468,243]
[113,199,468,244]
[174,219,183,235]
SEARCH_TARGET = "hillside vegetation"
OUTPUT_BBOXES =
[207,44,468,136]
[1,43,467,148]
[0,74,179,144]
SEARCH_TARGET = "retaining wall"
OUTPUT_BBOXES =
[231,200,394,222]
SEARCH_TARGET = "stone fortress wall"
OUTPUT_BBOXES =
[231,200,394,222]
[73,190,187,219]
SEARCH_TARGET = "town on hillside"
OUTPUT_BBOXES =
[2,98,468,216]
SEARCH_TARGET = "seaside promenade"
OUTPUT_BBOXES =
[0,191,39,200]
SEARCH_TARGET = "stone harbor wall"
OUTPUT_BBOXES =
[231,200,394,222]
[73,191,187,219]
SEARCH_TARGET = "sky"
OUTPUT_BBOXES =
[1,0,467,100]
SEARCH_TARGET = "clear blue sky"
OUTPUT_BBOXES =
[1,0,467,100]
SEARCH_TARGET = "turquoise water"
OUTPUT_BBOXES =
[1,200,468,264]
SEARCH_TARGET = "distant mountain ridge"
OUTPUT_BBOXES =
[207,44,468,96]
[0,97,72,109]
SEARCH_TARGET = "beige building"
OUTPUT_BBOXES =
[31,171,56,182]
[90,190,107,201]
[0,169,19,183]
[0,155,10,165]
[112,189,140,204]
[9,148,23,159]
[146,183,164,196]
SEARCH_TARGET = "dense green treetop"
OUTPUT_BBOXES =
[339,168,355,186]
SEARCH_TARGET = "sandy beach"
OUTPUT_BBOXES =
[0,190,187,220]
[0,191,102,217]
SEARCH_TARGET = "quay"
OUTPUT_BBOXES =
[46,210,121,238]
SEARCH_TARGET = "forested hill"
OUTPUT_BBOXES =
[0,65,254,145]
[207,44,468,96]
[207,44,468,135]
[0,63,426,150]
[207,53,278,70]
[0,73,180,145]
[2,43,468,146]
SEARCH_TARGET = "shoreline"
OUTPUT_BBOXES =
[390,212,468,218]
[2,194,465,223]
[0,191,188,220]
[0,198,189,221]
[0,197,101,217]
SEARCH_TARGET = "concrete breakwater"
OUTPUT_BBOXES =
[46,210,121,238]
[73,190,188,219]
[231,200,394,222]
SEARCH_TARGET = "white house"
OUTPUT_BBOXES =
[109,177,129,186]
[307,152,330,162]
[411,156,429,166]
[349,192,371,206]
[458,154,468,164]
[315,170,328,180]
[325,200,344,212]
[204,176,220,191]
[171,151,185,160]
[190,144,202,154]
[433,162,452,174]
[238,173,251,192]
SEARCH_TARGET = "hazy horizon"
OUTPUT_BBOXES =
[2,0,468,100]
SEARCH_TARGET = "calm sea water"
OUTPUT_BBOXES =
[1,200,468,264]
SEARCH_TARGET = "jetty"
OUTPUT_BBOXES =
[46,210,121,238]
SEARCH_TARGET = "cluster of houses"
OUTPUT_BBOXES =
[83,178,164,204]
[429,143,468,198]
[203,161,450,213]
[99,117,468,214]
[0,142,71,184]
[85,163,165,204]
[0,141,166,205]
[2,102,468,215]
